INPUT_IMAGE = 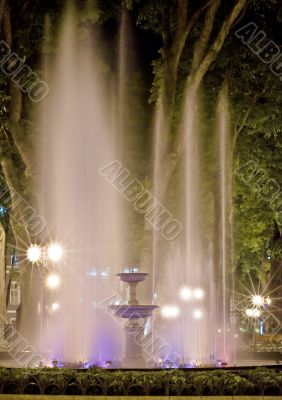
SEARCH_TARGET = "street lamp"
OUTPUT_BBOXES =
[47,244,63,262]
[179,286,205,301]
[193,309,203,320]
[251,294,272,308]
[51,302,60,312]
[245,308,261,318]
[161,305,180,319]
[180,287,192,301]
[27,244,42,263]
[46,273,61,289]
[26,243,63,265]
[251,295,264,307]
[26,242,63,352]
[265,296,271,305]
[193,288,205,300]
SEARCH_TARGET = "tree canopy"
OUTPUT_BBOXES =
[0,0,281,312]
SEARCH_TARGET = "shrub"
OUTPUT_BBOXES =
[0,366,280,395]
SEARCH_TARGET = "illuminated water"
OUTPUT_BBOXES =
[34,4,233,366]
[217,83,233,362]
[151,84,233,365]
[38,8,125,363]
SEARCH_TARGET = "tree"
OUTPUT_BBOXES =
[0,0,282,342]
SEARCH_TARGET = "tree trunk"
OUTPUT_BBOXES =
[158,0,248,202]
[1,0,38,346]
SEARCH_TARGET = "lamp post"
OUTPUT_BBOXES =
[245,295,272,348]
[27,243,63,266]
[26,243,63,352]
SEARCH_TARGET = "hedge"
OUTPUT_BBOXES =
[0,367,281,396]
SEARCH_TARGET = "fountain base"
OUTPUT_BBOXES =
[122,324,146,368]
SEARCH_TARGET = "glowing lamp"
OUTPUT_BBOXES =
[180,287,192,301]
[27,244,41,263]
[265,296,271,305]
[47,243,63,262]
[51,302,60,311]
[193,288,205,300]
[46,273,61,289]
[253,308,261,317]
[252,295,264,307]
[161,305,180,319]
[193,309,203,319]
[246,308,261,318]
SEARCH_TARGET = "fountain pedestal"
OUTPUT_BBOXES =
[123,320,144,368]
[110,272,158,368]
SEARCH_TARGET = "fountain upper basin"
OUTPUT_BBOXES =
[117,272,148,283]
[110,304,158,319]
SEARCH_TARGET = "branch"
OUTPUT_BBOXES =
[232,82,269,152]
[191,0,222,72]
[2,0,12,45]
[0,128,32,248]
[232,107,252,151]
[161,6,171,50]
[159,0,248,205]
[176,0,189,33]
[20,0,31,15]
[8,82,33,173]
[172,0,212,58]
[191,0,247,92]
[1,0,33,173]
[162,0,211,110]
[0,0,5,28]
[0,159,29,247]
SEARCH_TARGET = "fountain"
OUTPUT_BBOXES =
[111,271,158,368]
[31,2,233,367]
[37,6,125,362]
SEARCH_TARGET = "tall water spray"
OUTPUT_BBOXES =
[182,92,215,363]
[151,89,215,363]
[38,8,125,363]
[217,82,233,362]
[35,3,234,366]
[152,81,233,365]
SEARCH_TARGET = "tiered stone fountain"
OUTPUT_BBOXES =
[111,271,158,368]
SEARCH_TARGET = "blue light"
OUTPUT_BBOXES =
[86,267,111,277]
[11,251,19,267]
[144,321,150,336]
[123,266,139,273]
[86,269,97,277]
[0,205,7,216]
[259,320,264,335]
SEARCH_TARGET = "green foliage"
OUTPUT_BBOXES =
[1,0,282,293]
[234,128,282,277]
[0,367,280,395]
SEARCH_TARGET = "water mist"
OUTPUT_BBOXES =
[38,7,124,364]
